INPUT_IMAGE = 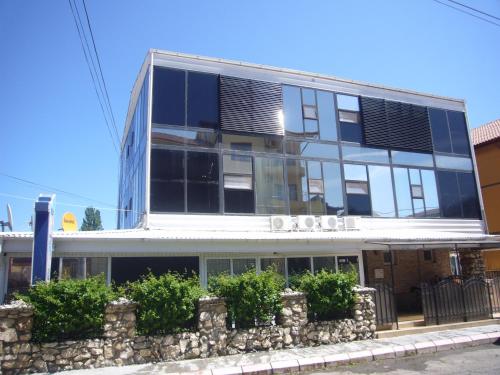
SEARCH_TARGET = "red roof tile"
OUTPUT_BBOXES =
[472,119,500,146]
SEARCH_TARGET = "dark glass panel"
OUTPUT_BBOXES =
[323,162,344,215]
[152,67,185,126]
[457,172,481,218]
[111,257,199,284]
[429,108,452,153]
[282,86,304,136]
[346,194,371,215]
[150,149,185,212]
[152,127,217,148]
[437,170,461,218]
[261,258,285,275]
[221,133,283,153]
[447,111,470,155]
[286,159,308,215]
[187,152,219,213]
[50,257,59,280]
[224,189,254,213]
[187,72,219,129]
[313,256,336,273]
[287,257,311,276]
[337,256,359,279]
[340,122,363,143]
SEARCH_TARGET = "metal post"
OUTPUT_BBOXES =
[389,245,399,330]
[455,244,462,276]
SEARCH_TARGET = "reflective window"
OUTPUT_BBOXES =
[394,167,413,217]
[413,198,425,217]
[187,152,219,213]
[222,133,283,153]
[255,157,286,214]
[421,170,440,217]
[223,154,254,213]
[308,161,325,214]
[313,256,336,273]
[337,256,359,278]
[338,110,360,123]
[368,165,396,217]
[7,258,31,296]
[150,149,185,212]
[304,119,319,138]
[283,86,303,136]
[302,88,316,106]
[187,72,219,129]
[342,146,390,164]
[303,105,317,119]
[152,127,217,148]
[430,108,470,155]
[411,185,423,198]
[260,258,285,276]
[448,111,470,155]
[336,94,359,111]
[233,258,256,275]
[435,155,473,171]
[207,259,230,278]
[344,163,368,181]
[344,164,371,215]
[86,258,108,279]
[317,91,337,141]
[429,108,452,153]
[346,181,368,194]
[152,67,185,126]
[287,159,308,215]
[323,162,344,215]
[340,121,363,143]
[286,141,339,159]
[287,257,311,275]
[437,170,461,218]
[457,172,481,218]
[391,150,434,167]
[61,258,85,280]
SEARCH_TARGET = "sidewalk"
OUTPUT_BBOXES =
[54,324,500,375]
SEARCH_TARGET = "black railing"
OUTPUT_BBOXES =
[488,275,500,314]
[369,283,398,328]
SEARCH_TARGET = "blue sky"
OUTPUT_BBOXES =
[1,0,499,231]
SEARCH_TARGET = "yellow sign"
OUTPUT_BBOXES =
[62,212,78,232]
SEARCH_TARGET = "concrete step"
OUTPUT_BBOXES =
[376,318,500,339]
[398,320,425,329]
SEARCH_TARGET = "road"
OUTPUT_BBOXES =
[308,343,500,375]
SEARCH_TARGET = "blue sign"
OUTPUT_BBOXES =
[31,195,55,284]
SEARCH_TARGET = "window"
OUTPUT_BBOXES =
[317,91,337,141]
[7,258,31,296]
[435,155,473,171]
[437,170,480,219]
[287,257,311,276]
[323,162,344,215]
[152,67,185,126]
[313,256,336,273]
[423,250,433,262]
[187,72,219,129]
[152,127,218,148]
[260,258,285,276]
[86,258,108,278]
[150,148,185,212]
[391,150,434,168]
[61,258,85,280]
[368,165,396,217]
[337,256,360,280]
[337,94,362,143]
[383,251,392,265]
[303,105,317,120]
[207,258,255,277]
[223,154,254,213]
[344,164,371,215]
[221,133,283,153]
[285,141,339,159]
[342,146,390,164]
[187,152,219,213]
[287,159,308,215]
[429,108,470,155]
[255,157,286,214]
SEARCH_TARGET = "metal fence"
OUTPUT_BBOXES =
[421,276,492,325]
[488,275,500,314]
[369,283,398,328]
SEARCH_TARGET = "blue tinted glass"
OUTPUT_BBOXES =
[307,161,322,179]
[287,159,308,215]
[304,119,319,138]
[437,171,461,218]
[317,91,337,141]
[346,194,371,215]
[336,94,359,111]
[368,166,396,217]
[429,108,452,153]
[391,151,434,167]
[286,141,339,159]
[421,170,439,217]
[435,155,473,171]
[409,169,421,185]
[393,168,413,217]
[342,146,390,164]
[152,67,185,126]
[344,164,367,181]
[152,127,217,148]
[323,162,344,215]
[283,86,304,136]
[340,123,363,143]
[413,199,425,217]
[222,133,283,153]
[457,172,481,218]
[448,111,470,155]
[302,88,316,106]
[187,72,219,129]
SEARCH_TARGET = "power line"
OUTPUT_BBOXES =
[67,0,120,154]
[0,172,116,208]
[432,0,500,28]
[446,0,500,22]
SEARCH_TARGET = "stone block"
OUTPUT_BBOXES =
[468,333,490,346]
[432,338,455,352]
[297,356,325,371]
[414,341,436,354]
[270,359,299,374]
[451,335,473,348]
[241,363,272,375]
[371,346,396,360]
[348,350,373,363]
[212,366,243,375]
[323,352,350,367]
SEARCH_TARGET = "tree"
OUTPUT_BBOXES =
[80,207,103,231]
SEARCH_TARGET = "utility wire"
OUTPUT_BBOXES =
[432,0,500,28]
[446,0,500,22]
[67,0,120,154]
[0,172,116,208]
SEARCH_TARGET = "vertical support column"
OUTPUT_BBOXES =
[352,286,377,340]
[198,296,228,357]
[458,248,486,278]
[31,195,55,285]
[280,290,308,346]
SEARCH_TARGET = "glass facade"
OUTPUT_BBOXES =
[117,64,482,225]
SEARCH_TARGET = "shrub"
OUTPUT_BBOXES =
[16,275,116,342]
[291,269,357,320]
[123,272,205,335]
[208,268,285,328]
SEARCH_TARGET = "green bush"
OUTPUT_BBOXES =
[123,272,205,335]
[208,268,285,328]
[290,270,357,320]
[16,276,116,342]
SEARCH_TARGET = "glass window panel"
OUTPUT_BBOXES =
[346,181,368,194]
[413,198,425,217]
[323,162,344,215]
[308,179,324,194]
[309,194,325,215]
[184,129,218,148]
[287,257,311,276]
[447,111,470,155]
[221,133,283,153]
[152,127,188,146]
[368,165,396,217]
[457,172,481,218]
[429,108,452,153]
[7,258,31,296]
[317,91,337,141]
[207,259,231,278]
[260,258,285,276]
[302,88,316,105]
[437,171,462,218]
[337,256,360,281]
[411,185,423,198]
[61,258,85,280]
[283,86,304,136]
[391,150,434,167]
[223,154,252,175]
[255,157,286,214]
[342,146,390,164]
[187,152,219,213]
[346,194,371,215]
[86,258,108,278]
[344,164,367,181]
[338,110,360,123]
[304,119,319,138]
[336,94,359,111]
[340,122,363,143]
[150,148,185,212]
[187,72,219,129]
[233,258,256,275]
[302,105,317,119]
[224,190,254,213]
[313,257,336,273]
[287,159,308,215]
[394,167,413,217]
[435,155,473,171]
[421,170,440,217]
[51,257,59,280]
[224,175,252,190]
[307,161,322,179]
[285,141,339,159]
[152,67,185,126]
[409,169,421,185]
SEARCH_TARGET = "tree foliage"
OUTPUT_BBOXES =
[80,207,103,231]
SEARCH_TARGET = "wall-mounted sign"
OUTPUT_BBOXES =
[62,212,77,232]
[374,268,384,279]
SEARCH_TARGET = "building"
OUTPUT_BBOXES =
[472,119,500,272]
[1,50,499,322]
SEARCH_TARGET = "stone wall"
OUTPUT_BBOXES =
[459,249,486,278]
[0,287,376,374]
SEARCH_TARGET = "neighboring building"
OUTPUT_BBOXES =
[1,50,498,321]
[472,119,500,272]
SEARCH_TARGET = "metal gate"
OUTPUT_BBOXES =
[369,283,398,329]
[421,276,492,325]
[486,273,500,314]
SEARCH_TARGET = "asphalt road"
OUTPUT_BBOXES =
[308,343,500,375]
